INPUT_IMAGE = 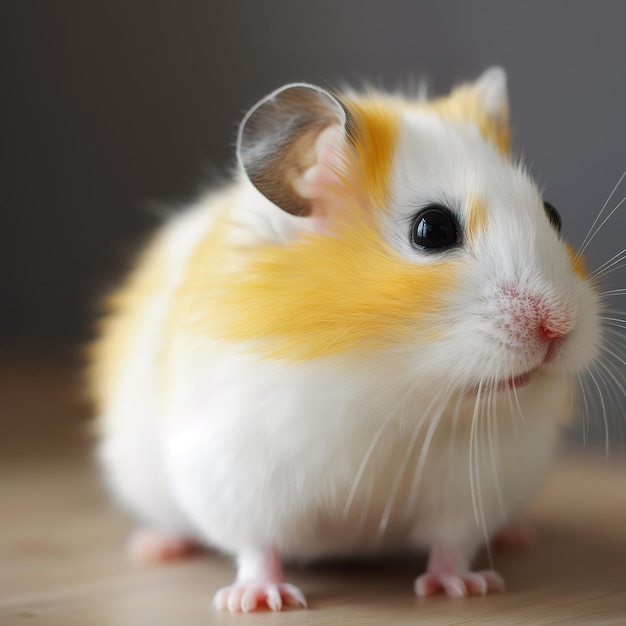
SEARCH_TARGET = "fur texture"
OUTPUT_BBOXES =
[91,67,602,612]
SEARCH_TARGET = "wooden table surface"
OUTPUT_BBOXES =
[1,353,625,625]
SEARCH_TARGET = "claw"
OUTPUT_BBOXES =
[213,581,307,612]
[416,543,505,598]
[415,569,505,598]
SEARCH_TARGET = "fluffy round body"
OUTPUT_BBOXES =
[91,69,601,609]
[94,183,575,560]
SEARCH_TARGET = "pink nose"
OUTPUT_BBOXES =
[499,285,574,344]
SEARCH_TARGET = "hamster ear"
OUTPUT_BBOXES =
[467,66,511,155]
[474,66,509,125]
[237,83,349,217]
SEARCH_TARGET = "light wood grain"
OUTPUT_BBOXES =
[1,354,625,625]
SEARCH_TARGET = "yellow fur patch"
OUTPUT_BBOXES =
[466,194,488,245]
[181,211,461,361]
[342,95,401,209]
[426,84,511,156]
[88,231,166,417]
[565,243,589,279]
[165,210,232,349]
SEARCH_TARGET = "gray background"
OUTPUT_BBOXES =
[2,0,625,349]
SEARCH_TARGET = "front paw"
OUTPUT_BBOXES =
[213,581,307,612]
[415,569,505,598]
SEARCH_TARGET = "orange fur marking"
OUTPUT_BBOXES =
[92,79,513,384]
[466,194,488,245]
[342,95,401,209]
[565,243,589,279]
[426,84,511,156]
[179,211,461,361]
[88,232,167,418]
[165,209,233,350]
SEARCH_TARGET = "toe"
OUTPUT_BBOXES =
[227,586,246,612]
[415,569,505,598]
[240,587,259,613]
[415,574,436,597]
[265,585,283,611]
[283,583,308,608]
[463,573,488,595]
[212,587,228,611]
[214,582,307,612]
[440,574,468,598]
[479,570,506,592]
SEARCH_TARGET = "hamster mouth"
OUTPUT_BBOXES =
[492,371,533,392]
[468,368,537,396]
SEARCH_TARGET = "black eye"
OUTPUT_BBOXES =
[543,201,562,233]
[411,205,459,250]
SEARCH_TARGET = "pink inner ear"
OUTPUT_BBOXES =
[292,125,349,223]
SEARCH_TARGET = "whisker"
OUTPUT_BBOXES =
[590,247,626,279]
[602,326,626,344]
[566,374,575,422]
[593,258,626,281]
[356,472,375,534]
[601,344,626,369]
[596,358,626,414]
[600,307,626,317]
[598,288,626,297]
[602,324,626,337]
[447,392,464,472]
[576,371,591,445]
[582,195,626,259]
[512,380,527,426]
[600,315,626,321]
[594,357,625,450]
[576,169,626,260]
[475,389,493,571]
[487,379,505,521]
[377,386,451,539]
[506,365,522,444]
[599,318,626,330]
[404,386,453,516]
[469,380,484,528]
[585,365,610,457]
[343,404,395,519]
[445,392,465,524]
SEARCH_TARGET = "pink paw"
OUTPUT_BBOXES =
[213,581,307,612]
[491,522,534,553]
[127,528,201,564]
[415,570,505,598]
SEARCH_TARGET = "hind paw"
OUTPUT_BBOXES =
[127,528,201,564]
[491,521,534,553]
[415,569,505,597]
[415,543,505,598]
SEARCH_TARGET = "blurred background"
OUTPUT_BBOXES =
[1,0,625,447]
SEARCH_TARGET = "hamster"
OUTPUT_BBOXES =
[89,67,602,613]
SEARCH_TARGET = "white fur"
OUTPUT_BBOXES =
[97,195,220,534]
[96,71,602,604]
[383,110,601,387]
